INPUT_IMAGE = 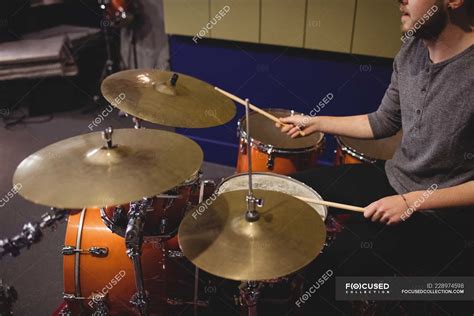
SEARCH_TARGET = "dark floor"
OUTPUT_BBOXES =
[0,105,234,316]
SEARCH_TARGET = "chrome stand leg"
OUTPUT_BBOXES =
[125,201,149,316]
[239,281,263,316]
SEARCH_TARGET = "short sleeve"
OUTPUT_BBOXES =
[368,58,402,139]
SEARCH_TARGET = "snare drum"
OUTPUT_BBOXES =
[62,208,180,315]
[217,172,327,221]
[236,109,325,175]
[101,171,200,238]
[215,173,326,313]
[335,131,402,165]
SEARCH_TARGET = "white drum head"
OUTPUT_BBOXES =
[217,172,327,221]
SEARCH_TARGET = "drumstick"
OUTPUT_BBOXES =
[295,195,365,213]
[214,86,305,137]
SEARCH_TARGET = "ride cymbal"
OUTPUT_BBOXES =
[13,128,203,209]
[101,69,236,128]
[178,189,326,281]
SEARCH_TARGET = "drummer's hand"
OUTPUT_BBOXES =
[364,195,412,225]
[275,115,317,138]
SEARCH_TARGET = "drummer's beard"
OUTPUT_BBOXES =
[412,0,449,40]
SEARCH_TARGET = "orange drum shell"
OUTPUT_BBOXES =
[335,132,402,165]
[236,108,325,175]
[236,140,322,175]
[64,208,179,315]
[334,147,363,165]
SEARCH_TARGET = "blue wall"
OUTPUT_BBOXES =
[169,35,394,166]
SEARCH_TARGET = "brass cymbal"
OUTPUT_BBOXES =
[13,128,203,209]
[178,189,326,281]
[100,69,236,128]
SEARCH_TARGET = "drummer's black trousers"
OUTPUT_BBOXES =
[290,162,474,315]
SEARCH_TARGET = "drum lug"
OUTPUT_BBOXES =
[266,148,274,170]
[167,249,184,258]
[63,293,86,300]
[62,245,108,257]
[191,171,204,194]
[159,217,168,235]
[57,304,72,316]
[130,291,149,313]
[112,206,125,225]
[89,293,110,316]
[239,140,247,154]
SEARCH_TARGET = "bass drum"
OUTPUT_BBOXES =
[62,208,180,315]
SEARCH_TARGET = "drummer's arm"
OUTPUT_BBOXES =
[279,114,376,139]
[405,181,474,211]
[311,115,374,138]
[365,181,474,225]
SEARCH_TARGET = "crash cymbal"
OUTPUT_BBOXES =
[178,189,326,281]
[100,69,236,128]
[13,128,203,209]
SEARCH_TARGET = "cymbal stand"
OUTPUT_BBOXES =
[101,126,149,314]
[244,98,263,223]
[239,281,263,316]
[125,199,149,316]
[240,98,264,316]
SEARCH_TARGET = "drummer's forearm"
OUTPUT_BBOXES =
[405,181,474,211]
[313,115,375,139]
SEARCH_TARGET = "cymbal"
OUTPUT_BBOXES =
[13,128,203,209]
[100,69,236,128]
[178,189,326,281]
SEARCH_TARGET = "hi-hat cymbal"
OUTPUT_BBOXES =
[13,128,203,209]
[100,69,236,128]
[178,189,326,281]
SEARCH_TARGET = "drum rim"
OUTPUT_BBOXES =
[216,172,328,220]
[336,136,378,164]
[238,108,325,154]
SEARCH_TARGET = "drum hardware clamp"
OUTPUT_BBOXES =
[61,246,109,257]
[62,293,110,316]
[125,200,150,316]
[0,208,67,258]
[266,148,275,170]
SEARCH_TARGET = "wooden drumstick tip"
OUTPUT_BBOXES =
[297,129,306,137]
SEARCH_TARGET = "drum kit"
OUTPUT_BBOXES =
[8,69,401,316]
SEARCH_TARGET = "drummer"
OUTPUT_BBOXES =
[278,0,473,313]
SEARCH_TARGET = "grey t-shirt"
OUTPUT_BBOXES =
[368,37,474,194]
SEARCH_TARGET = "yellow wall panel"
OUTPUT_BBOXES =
[261,0,306,48]
[163,0,210,37]
[305,0,356,53]
[210,0,260,43]
[352,0,402,58]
